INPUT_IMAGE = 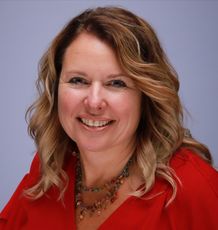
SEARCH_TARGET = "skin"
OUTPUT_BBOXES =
[58,32,143,228]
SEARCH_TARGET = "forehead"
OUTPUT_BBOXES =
[64,32,113,56]
[62,32,123,74]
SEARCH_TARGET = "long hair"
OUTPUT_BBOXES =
[25,7,212,200]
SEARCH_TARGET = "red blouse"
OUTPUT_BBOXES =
[0,148,218,230]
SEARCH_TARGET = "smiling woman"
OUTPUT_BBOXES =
[0,6,218,230]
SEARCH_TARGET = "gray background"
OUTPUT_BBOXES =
[0,0,217,210]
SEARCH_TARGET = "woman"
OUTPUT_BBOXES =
[0,7,217,230]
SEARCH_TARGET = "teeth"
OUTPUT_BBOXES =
[81,118,111,127]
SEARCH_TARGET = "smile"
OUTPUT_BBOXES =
[79,118,113,127]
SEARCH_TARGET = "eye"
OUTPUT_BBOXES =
[106,79,127,88]
[68,76,89,85]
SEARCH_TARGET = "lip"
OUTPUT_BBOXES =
[77,116,115,131]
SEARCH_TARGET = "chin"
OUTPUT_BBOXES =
[76,142,109,153]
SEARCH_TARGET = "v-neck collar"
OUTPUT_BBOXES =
[66,154,169,230]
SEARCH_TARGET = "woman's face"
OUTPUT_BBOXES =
[58,32,141,153]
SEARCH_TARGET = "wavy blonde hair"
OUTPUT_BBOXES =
[25,7,212,201]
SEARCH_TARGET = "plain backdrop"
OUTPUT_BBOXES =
[0,0,217,210]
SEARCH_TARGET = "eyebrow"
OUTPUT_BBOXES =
[63,70,87,77]
[107,73,128,79]
[62,70,128,79]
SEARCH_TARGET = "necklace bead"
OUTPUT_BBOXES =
[75,155,133,220]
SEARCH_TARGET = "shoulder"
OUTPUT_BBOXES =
[0,152,76,229]
[166,148,218,229]
[0,153,39,228]
[0,154,40,214]
[170,147,218,198]
[165,148,218,229]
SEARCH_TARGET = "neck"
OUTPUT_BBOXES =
[78,142,135,187]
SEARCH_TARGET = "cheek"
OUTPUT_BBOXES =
[127,101,141,127]
[58,92,70,118]
[58,88,78,121]
[115,92,141,125]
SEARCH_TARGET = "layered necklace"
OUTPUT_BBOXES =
[75,155,133,221]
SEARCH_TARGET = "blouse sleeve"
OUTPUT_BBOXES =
[167,149,218,230]
[0,154,40,230]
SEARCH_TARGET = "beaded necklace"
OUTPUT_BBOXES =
[75,155,133,221]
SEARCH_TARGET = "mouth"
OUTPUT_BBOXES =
[78,118,114,128]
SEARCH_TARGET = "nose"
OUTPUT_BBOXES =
[84,82,107,113]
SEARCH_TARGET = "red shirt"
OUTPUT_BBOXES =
[1,148,218,230]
